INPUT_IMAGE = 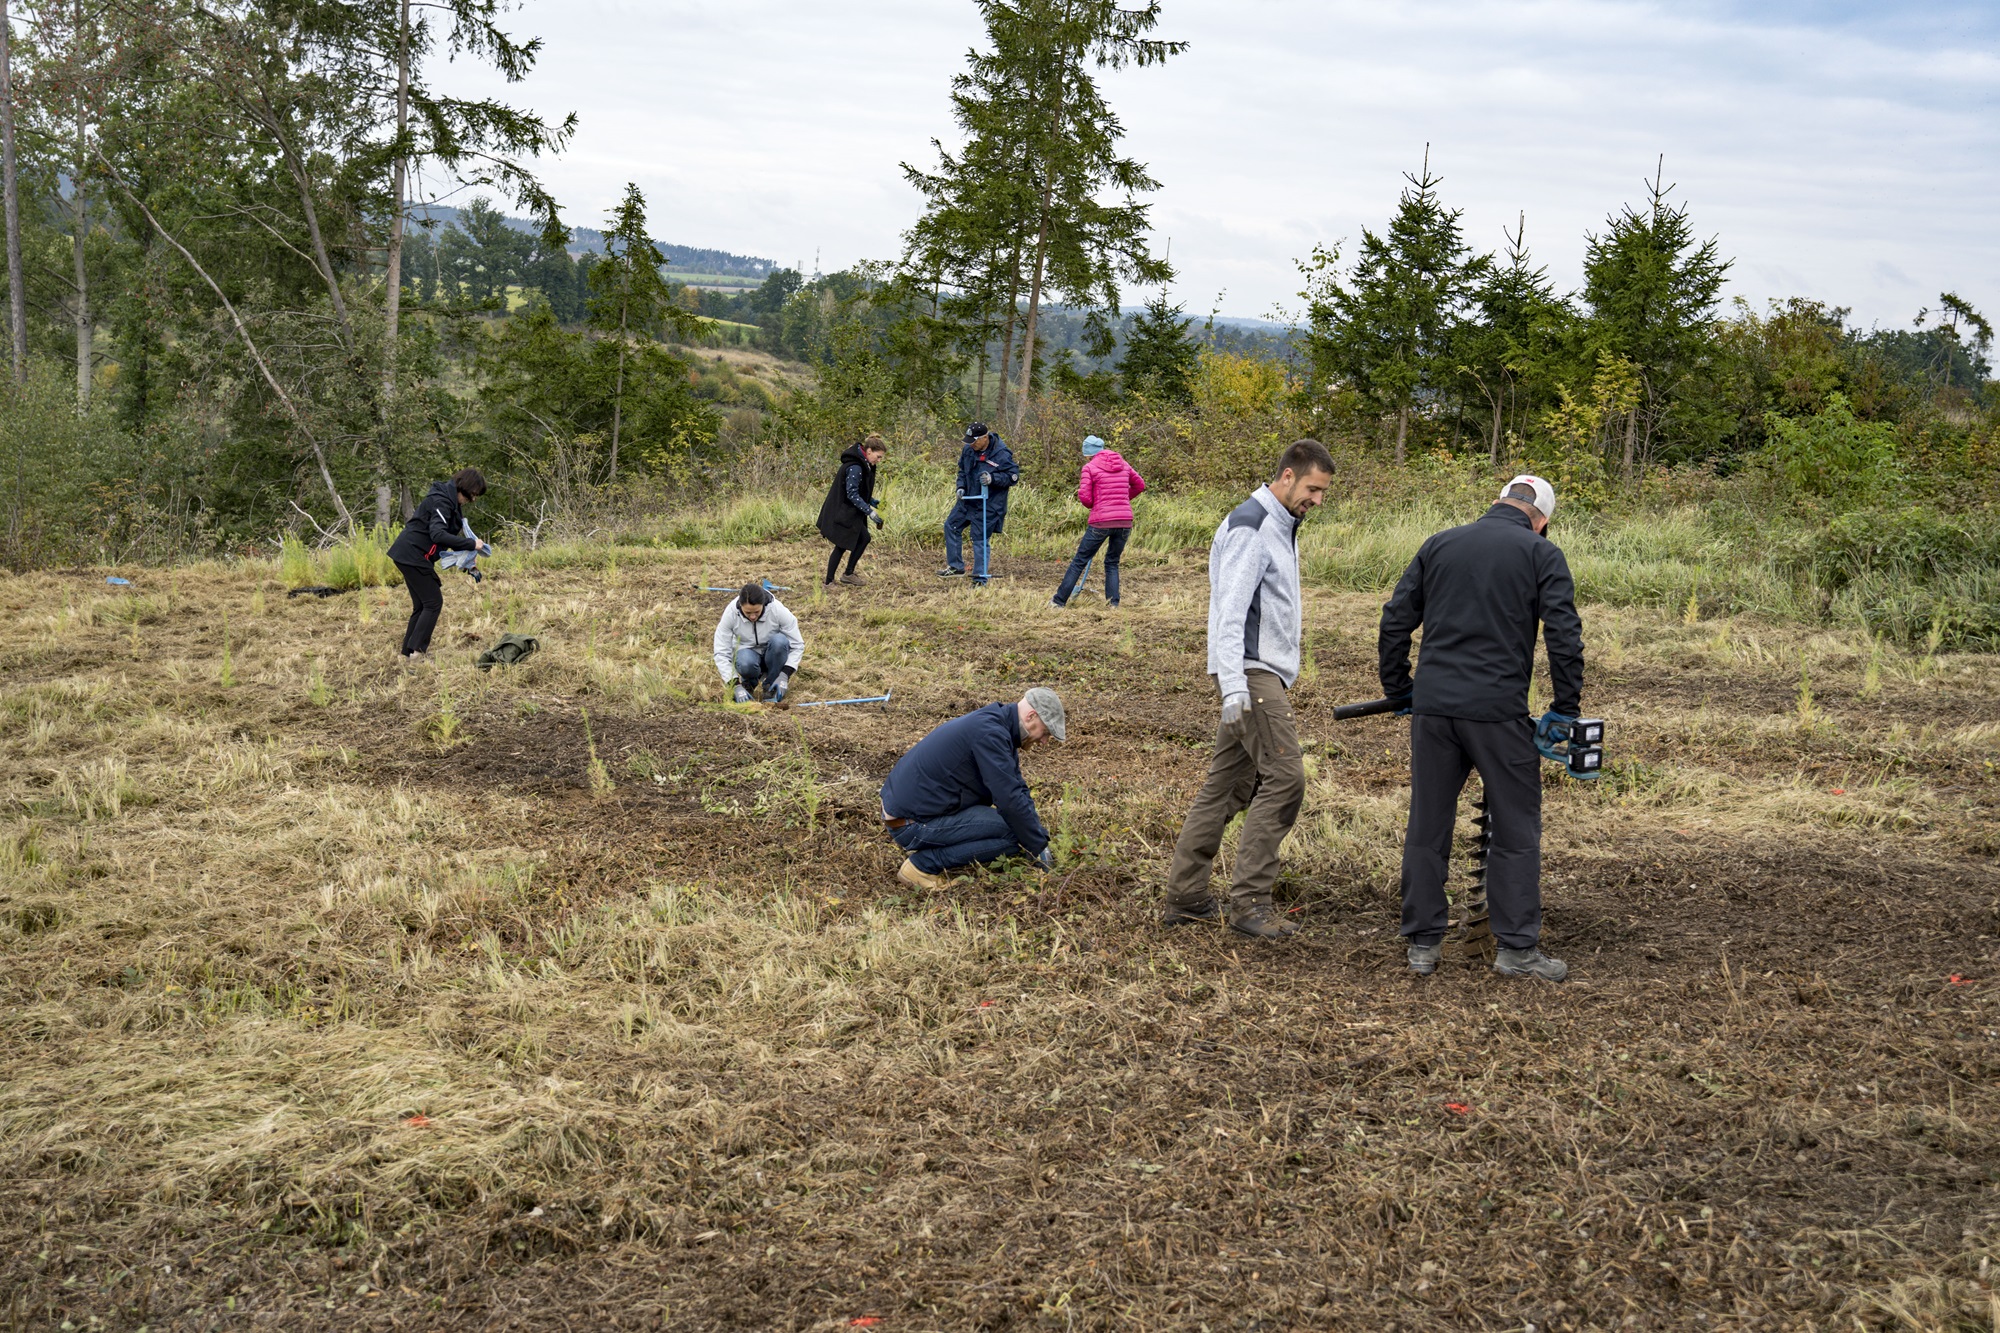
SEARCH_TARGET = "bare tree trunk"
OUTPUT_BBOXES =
[72,105,90,407]
[1013,199,1051,438]
[1620,405,1637,484]
[1394,405,1409,465]
[375,0,411,528]
[609,303,627,481]
[104,154,354,528]
[994,241,1022,422]
[0,0,25,385]
[262,98,352,346]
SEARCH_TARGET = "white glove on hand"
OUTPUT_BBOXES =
[1220,691,1251,727]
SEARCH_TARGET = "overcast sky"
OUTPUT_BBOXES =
[441,0,1998,332]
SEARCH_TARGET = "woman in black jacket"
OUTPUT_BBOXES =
[815,433,886,587]
[386,468,490,663]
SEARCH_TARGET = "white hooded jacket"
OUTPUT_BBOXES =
[712,597,805,681]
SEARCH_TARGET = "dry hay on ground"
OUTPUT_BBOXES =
[1,540,1996,1332]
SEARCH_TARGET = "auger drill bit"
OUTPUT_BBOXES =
[1443,794,1497,964]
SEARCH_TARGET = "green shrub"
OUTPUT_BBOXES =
[1808,507,1995,589]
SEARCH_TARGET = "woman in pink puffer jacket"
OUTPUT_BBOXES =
[1050,435,1147,608]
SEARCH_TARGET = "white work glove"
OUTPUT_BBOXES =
[1220,691,1251,727]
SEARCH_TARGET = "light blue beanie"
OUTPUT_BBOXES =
[1081,435,1106,457]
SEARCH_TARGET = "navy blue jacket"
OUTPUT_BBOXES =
[953,435,1020,532]
[1379,503,1584,721]
[879,702,1048,856]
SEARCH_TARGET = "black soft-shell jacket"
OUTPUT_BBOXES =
[388,480,477,566]
[816,444,877,549]
[1378,503,1584,721]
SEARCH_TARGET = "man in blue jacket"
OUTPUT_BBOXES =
[880,687,1066,890]
[939,422,1020,586]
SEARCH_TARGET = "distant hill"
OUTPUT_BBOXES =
[407,204,775,279]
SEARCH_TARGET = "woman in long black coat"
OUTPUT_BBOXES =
[816,433,886,587]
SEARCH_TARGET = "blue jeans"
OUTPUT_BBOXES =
[1053,525,1131,606]
[891,805,1028,875]
[943,498,994,582]
[733,633,791,694]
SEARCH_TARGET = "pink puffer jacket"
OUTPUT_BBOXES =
[1077,449,1146,528]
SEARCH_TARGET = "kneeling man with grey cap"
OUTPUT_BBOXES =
[879,687,1066,890]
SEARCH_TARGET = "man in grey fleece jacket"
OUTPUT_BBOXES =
[1164,439,1335,939]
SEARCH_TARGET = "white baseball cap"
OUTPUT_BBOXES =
[1498,474,1556,519]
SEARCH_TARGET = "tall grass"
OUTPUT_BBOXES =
[279,527,402,590]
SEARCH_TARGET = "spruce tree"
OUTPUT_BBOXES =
[1302,152,1490,463]
[1457,214,1575,463]
[1119,290,1198,404]
[587,183,699,482]
[1581,161,1730,479]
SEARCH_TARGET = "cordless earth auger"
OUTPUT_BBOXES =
[1333,697,1606,963]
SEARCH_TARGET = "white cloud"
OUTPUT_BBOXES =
[441,0,1998,328]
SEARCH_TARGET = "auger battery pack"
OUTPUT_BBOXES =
[1567,745,1603,776]
[1567,717,1605,746]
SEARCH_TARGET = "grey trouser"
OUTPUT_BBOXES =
[1400,713,1542,950]
[1165,670,1307,909]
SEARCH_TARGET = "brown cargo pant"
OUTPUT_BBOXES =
[1165,670,1307,910]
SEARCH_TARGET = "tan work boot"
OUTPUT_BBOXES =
[1227,902,1299,940]
[897,858,944,892]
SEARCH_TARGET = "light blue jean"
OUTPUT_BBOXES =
[891,805,1028,874]
[733,632,791,695]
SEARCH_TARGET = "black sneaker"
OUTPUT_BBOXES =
[1494,947,1568,981]
[1227,904,1299,940]
[937,566,965,578]
[1160,897,1221,927]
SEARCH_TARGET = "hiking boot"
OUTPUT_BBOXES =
[937,566,965,578]
[1046,598,1064,610]
[1494,947,1569,981]
[1227,903,1299,940]
[1160,896,1221,927]
[897,858,944,892]
[1407,942,1443,975]
[839,572,868,585]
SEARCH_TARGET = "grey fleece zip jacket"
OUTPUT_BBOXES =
[1206,484,1304,698]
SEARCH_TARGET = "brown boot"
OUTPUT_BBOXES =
[1160,896,1221,927]
[897,858,944,892]
[1227,903,1299,940]
[839,572,868,585]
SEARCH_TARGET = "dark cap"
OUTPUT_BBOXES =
[964,422,990,443]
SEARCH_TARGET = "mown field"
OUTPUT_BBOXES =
[2,510,1997,1331]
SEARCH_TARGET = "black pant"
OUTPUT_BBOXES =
[1400,713,1542,950]
[395,560,443,656]
[825,532,869,583]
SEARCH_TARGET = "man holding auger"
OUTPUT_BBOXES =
[1378,475,1584,981]
[1161,440,1335,940]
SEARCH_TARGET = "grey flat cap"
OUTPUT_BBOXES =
[1022,687,1066,742]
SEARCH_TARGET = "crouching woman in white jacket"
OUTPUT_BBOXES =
[712,583,805,702]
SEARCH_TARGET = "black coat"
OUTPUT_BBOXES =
[1378,503,1584,721]
[816,444,877,549]
[388,480,477,566]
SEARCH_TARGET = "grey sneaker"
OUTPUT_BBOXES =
[1494,947,1568,981]
[937,566,965,578]
[1407,942,1442,975]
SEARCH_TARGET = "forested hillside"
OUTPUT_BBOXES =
[0,0,1992,646]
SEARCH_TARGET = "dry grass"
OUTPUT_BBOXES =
[1,531,1996,1331]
